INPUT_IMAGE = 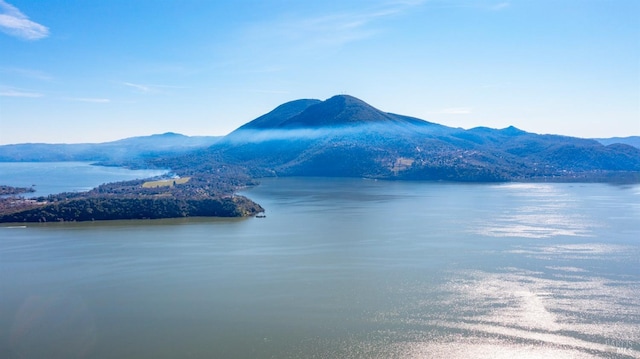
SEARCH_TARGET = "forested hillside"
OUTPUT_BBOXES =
[158,95,640,182]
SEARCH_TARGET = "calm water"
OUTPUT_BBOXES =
[1,168,639,358]
[0,162,167,197]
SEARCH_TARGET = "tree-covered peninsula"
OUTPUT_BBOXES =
[0,185,35,196]
[0,172,263,223]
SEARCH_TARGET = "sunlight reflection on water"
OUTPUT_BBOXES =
[393,335,634,359]
[377,263,640,359]
[473,183,598,238]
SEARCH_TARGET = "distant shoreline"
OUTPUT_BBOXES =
[0,185,35,196]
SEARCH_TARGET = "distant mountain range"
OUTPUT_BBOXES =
[0,132,220,165]
[158,95,640,182]
[3,95,637,223]
[594,136,640,149]
[2,95,639,182]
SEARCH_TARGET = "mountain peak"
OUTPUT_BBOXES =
[500,126,527,136]
[154,132,186,138]
[236,99,321,130]
[235,94,430,132]
[280,94,395,128]
[324,94,368,106]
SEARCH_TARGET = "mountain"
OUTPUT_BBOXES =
[3,95,637,182]
[4,95,636,223]
[594,136,640,149]
[161,95,640,182]
[0,132,220,165]
[236,95,430,129]
[235,99,322,129]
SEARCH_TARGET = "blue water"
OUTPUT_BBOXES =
[0,162,167,196]
[0,168,639,358]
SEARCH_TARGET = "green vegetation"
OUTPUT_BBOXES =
[0,173,263,223]
[0,196,262,222]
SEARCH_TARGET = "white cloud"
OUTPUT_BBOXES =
[0,67,53,81]
[491,2,510,11]
[123,82,152,93]
[122,82,185,94]
[0,88,42,97]
[0,0,49,40]
[386,0,426,5]
[66,97,111,103]
[246,1,425,50]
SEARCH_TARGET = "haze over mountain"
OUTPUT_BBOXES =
[0,133,220,164]
[1,95,638,182]
[4,95,637,224]
[164,95,640,182]
[594,136,640,150]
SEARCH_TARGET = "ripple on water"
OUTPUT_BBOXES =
[480,271,633,355]
[475,183,598,238]
[361,265,640,358]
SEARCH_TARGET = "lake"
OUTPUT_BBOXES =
[0,162,167,197]
[1,164,639,358]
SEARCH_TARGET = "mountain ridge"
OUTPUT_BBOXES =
[1,95,638,182]
[594,136,640,149]
[0,133,221,164]
[2,95,637,224]
[236,95,440,131]
[161,95,640,182]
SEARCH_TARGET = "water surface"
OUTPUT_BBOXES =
[0,162,167,196]
[1,174,639,358]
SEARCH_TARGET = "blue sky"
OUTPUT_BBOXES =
[0,0,638,144]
